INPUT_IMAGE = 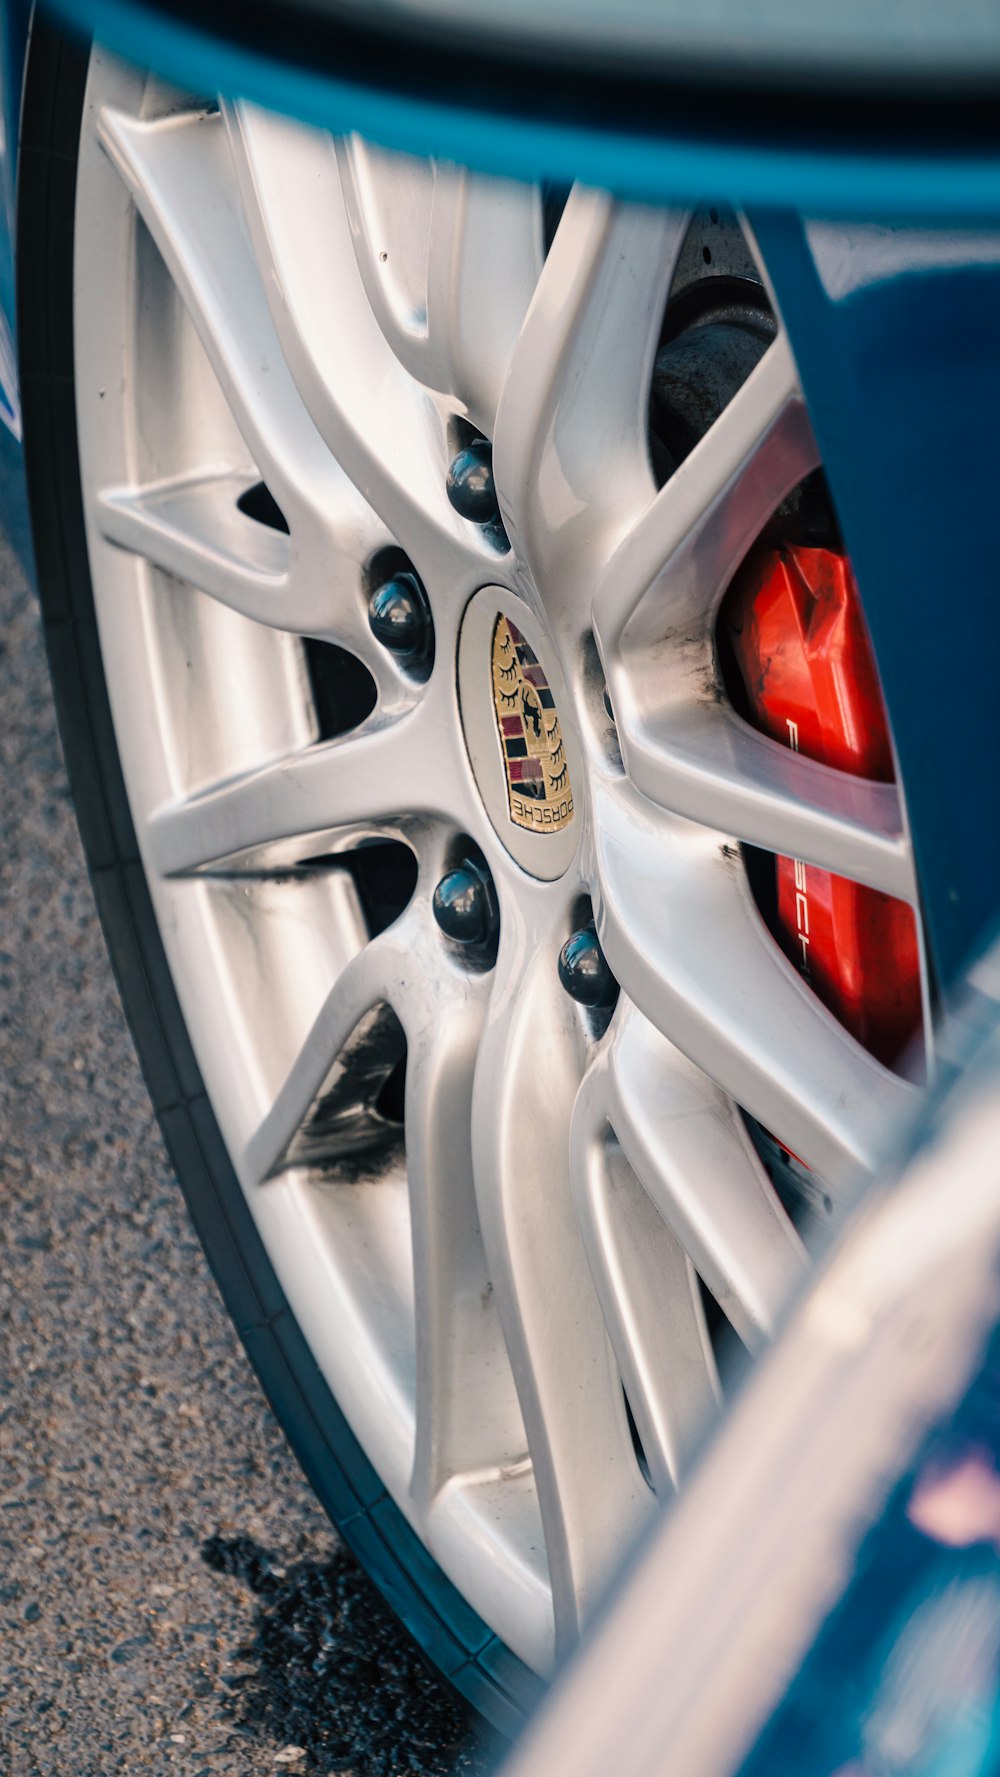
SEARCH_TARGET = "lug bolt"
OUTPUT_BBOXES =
[446,440,500,525]
[433,863,497,946]
[368,571,431,656]
[558,926,618,1009]
[368,572,431,657]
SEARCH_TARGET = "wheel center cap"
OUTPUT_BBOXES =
[490,615,574,836]
[458,587,581,880]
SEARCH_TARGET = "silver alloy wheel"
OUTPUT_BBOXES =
[73,51,924,1675]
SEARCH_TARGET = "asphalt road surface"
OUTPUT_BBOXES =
[0,480,496,1776]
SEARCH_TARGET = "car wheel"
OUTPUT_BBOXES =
[18,23,925,1733]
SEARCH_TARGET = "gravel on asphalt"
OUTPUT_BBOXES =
[0,489,497,1777]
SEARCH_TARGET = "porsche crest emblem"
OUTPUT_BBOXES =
[490,616,574,834]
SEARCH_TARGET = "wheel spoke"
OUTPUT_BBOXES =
[471,908,656,1652]
[493,188,687,644]
[225,104,483,571]
[571,1066,721,1495]
[338,139,543,435]
[245,882,528,1493]
[591,335,911,897]
[334,136,438,384]
[97,105,370,554]
[594,776,916,1182]
[424,165,544,434]
[98,472,288,609]
[145,701,457,877]
[97,471,392,671]
[623,701,910,899]
[606,1003,805,1350]
[401,929,529,1505]
[595,333,812,652]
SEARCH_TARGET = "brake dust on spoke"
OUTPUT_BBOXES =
[202,1535,496,1775]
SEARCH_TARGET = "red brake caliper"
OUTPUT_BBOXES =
[722,543,921,1070]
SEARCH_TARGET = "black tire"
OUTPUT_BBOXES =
[16,18,542,1737]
